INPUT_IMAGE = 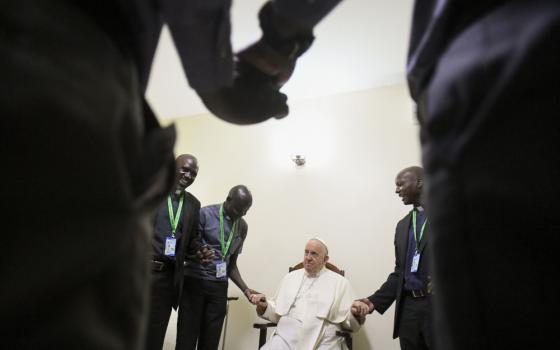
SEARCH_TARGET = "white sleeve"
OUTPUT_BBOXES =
[341,312,362,331]
[260,300,281,324]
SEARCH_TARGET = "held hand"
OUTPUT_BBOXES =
[244,288,261,304]
[234,1,314,90]
[237,38,295,89]
[250,293,268,308]
[196,245,215,264]
[351,300,370,317]
[197,60,288,125]
[359,298,374,313]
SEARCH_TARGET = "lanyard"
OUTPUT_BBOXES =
[167,194,184,237]
[219,204,237,258]
[412,209,427,251]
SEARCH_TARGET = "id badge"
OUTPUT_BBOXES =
[411,251,420,272]
[164,236,176,257]
[216,261,227,278]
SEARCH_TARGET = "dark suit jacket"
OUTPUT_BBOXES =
[174,191,201,307]
[368,209,431,339]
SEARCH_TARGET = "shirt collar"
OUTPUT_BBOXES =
[305,266,326,278]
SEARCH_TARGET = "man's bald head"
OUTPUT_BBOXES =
[398,166,424,182]
[224,185,253,221]
[174,154,198,194]
[395,166,424,206]
[228,185,251,199]
[176,153,197,164]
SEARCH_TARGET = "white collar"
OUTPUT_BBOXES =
[304,266,326,278]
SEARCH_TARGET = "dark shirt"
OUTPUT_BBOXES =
[404,208,426,291]
[407,1,506,100]
[184,204,246,282]
[152,194,184,261]
[76,0,233,92]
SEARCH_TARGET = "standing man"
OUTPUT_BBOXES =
[178,185,258,350]
[145,154,201,350]
[358,166,432,350]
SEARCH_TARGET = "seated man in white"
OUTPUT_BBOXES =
[249,238,370,350]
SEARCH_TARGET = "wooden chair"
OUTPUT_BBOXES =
[253,262,353,349]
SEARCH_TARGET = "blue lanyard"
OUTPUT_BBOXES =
[412,209,427,251]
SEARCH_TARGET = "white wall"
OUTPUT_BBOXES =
[162,83,421,350]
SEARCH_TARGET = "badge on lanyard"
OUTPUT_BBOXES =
[216,261,227,278]
[411,209,427,273]
[165,194,184,257]
[411,251,420,272]
[165,236,177,257]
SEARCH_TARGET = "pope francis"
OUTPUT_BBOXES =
[250,238,369,349]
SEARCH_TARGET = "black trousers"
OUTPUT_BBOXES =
[176,277,228,350]
[398,296,433,350]
[145,268,178,350]
[422,1,560,349]
[0,1,174,349]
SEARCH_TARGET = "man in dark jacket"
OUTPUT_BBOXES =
[359,166,432,350]
[145,154,202,350]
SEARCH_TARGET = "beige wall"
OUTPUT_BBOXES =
[162,82,421,350]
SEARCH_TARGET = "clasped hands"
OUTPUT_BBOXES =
[351,298,374,324]
[247,290,267,307]
[196,38,296,125]
[245,292,374,321]
[195,244,215,264]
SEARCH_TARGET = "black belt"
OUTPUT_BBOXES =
[403,289,427,298]
[151,259,173,272]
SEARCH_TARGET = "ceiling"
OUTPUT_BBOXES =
[145,0,414,120]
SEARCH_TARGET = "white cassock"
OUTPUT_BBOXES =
[259,267,361,350]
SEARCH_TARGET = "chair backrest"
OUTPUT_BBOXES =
[289,262,345,276]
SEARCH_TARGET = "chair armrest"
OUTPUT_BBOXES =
[253,322,277,329]
[336,329,353,349]
[254,322,277,348]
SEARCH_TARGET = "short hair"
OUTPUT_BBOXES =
[228,184,251,198]
[399,166,424,182]
[176,153,197,163]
